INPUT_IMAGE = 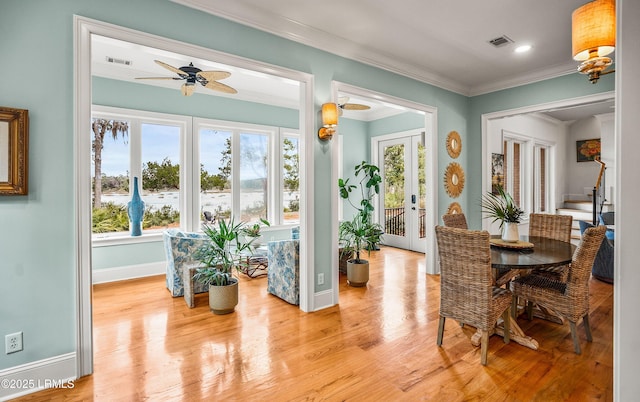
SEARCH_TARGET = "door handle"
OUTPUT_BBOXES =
[411,194,416,204]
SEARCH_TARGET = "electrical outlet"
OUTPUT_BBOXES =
[5,332,23,354]
[318,273,324,285]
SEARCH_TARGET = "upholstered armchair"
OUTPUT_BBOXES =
[579,220,614,284]
[163,229,209,297]
[267,239,300,305]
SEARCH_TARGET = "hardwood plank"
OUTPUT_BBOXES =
[13,246,613,401]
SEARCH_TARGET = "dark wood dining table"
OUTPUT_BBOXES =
[470,235,577,350]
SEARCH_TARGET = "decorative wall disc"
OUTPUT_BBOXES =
[446,130,462,159]
[444,162,465,198]
[447,202,462,215]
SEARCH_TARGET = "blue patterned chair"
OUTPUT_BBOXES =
[267,239,300,305]
[163,229,210,297]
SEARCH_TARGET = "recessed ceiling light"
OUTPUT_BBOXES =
[515,45,532,53]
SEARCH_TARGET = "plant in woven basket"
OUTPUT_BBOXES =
[481,185,524,229]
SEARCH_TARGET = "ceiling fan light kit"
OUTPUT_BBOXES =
[572,0,616,84]
[136,59,237,96]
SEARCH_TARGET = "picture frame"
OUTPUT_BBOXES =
[491,153,504,194]
[576,138,601,162]
[0,107,29,195]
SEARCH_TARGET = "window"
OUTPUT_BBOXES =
[503,136,526,208]
[503,131,554,217]
[533,143,551,213]
[92,106,299,240]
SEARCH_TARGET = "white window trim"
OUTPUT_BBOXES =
[92,107,300,245]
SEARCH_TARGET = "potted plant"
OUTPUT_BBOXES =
[193,216,261,314]
[481,185,524,242]
[339,214,384,286]
[338,161,384,285]
[241,218,270,247]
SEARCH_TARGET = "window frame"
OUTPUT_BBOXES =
[93,106,299,245]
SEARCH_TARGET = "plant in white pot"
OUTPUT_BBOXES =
[481,185,524,242]
[193,217,261,314]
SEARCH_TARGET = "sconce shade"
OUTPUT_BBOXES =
[572,0,616,62]
[318,103,339,140]
[322,103,338,126]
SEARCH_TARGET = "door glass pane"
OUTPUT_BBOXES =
[383,144,405,236]
[91,118,130,234]
[141,123,181,231]
[200,128,232,223]
[418,142,426,239]
[283,135,300,224]
[240,132,269,223]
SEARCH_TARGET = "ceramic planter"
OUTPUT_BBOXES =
[208,278,239,314]
[347,260,369,287]
[502,222,520,243]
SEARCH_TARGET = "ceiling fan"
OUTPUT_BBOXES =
[337,96,371,115]
[135,60,237,96]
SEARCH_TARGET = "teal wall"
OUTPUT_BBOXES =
[0,0,611,372]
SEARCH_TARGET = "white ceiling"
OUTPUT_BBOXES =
[93,0,615,122]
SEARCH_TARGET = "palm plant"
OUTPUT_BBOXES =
[193,217,259,286]
[481,185,524,228]
[339,214,384,264]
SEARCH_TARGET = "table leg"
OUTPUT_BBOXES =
[470,316,539,350]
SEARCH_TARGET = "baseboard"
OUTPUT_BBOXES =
[0,353,76,401]
[92,261,165,284]
[313,288,335,311]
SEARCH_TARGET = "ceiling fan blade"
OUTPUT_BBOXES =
[181,83,196,96]
[135,76,181,80]
[202,80,238,94]
[342,103,371,111]
[197,70,232,81]
[154,60,187,77]
[338,96,350,105]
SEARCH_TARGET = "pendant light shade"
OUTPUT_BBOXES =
[572,0,616,61]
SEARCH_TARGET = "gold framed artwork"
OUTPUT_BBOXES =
[444,162,465,198]
[576,138,601,162]
[0,107,29,195]
[446,130,461,158]
[447,202,462,215]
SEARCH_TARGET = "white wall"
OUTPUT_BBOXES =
[486,113,567,222]
[566,113,615,205]
[616,0,640,399]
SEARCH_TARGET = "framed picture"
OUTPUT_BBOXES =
[576,138,601,162]
[491,153,504,194]
[0,107,29,195]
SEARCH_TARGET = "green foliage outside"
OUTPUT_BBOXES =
[92,202,180,233]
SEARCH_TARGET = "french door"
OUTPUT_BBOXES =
[377,133,426,252]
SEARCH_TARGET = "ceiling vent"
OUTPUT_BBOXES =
[105,56,132,66]
[488,35,514,48]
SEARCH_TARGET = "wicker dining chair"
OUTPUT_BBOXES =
[528,213,573,281]
[442,213,468,229]
[509,225,606,354]
[435,226,512,365]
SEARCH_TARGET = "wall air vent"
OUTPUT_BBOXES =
[105,56,132,66]
[488,35,514,48]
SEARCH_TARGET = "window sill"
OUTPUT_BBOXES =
[92,231,164,247]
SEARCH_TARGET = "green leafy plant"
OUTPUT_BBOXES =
[241,218,270,238]
[481,185,524,228]
[192,217,260,286]
[339,214,384,264]
[338,161,382,223]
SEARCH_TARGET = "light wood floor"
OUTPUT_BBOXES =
[15,246,613,401]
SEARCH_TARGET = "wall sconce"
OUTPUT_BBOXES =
[572,0,616,84]
[318,103,338,140]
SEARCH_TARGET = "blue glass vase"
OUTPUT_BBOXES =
[128,176,145,236]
